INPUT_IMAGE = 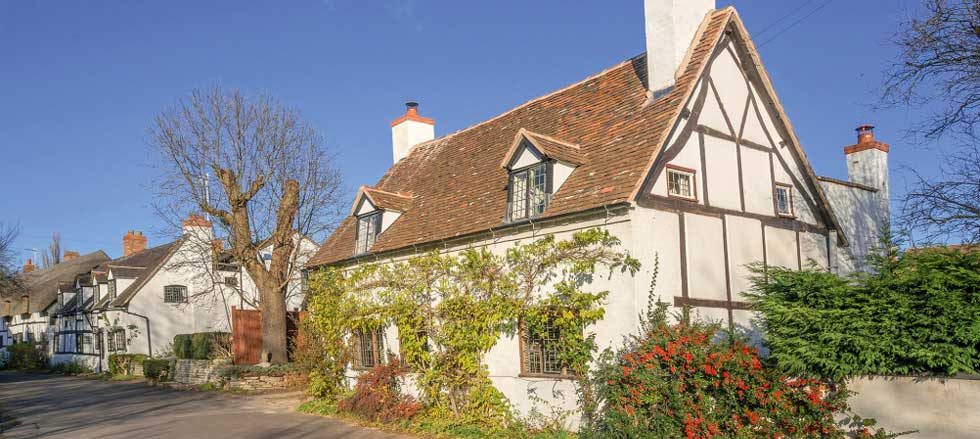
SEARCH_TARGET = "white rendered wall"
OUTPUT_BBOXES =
[392,120,435,163]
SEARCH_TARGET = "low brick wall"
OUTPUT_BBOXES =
[170,359,229,385]
[849,376,980,438]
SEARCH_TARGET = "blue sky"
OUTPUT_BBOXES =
[1,0,930,261]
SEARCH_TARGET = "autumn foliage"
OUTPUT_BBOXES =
[589,303,889,438]
[338,358,422,423]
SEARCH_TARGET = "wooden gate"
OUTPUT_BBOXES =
[231,307,305,365]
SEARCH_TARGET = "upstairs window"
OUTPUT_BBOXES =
[775,184,794,217]
[164,285,188,303]
[508,163,550,222]
[355,212,382,255]
[666,165,697,201]
[107,279,117,299]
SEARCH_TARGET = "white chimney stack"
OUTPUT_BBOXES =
[644,0,715,94]
[391,101,435,163]
[845,125,890,218]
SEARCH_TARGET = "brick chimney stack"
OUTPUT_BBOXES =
[23,259,35,273]
[123,231,148,257]
[182,213,214,242]
[63,251,80,261]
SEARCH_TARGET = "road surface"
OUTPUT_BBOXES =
[0,372,408,438]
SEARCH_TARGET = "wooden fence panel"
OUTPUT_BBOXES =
[231,307,306,365]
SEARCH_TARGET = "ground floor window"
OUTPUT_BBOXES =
[352,329,384,369]
[520,320,570,377]
[108,329,126,352]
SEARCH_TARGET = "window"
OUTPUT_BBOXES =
[223,276,238,287]
[774,184,794,217]
[520,321,569,377]
[75,334,83,353]
[666,165,697,200]
[164,285,188,303]
[508,163,550,222]
[352,329,385,369]
[82,334,93,354]
[300,270,309,295]
[355,212,382,255]
[107,279,117,299]
[108,329,126,352]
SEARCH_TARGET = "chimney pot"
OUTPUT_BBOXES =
[23,259,35,273]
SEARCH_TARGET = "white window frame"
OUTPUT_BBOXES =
[774,183,794,217]
[507,162,551,222]
[164,285,188,304]
[666,165,697,201]
[354,211,383,255]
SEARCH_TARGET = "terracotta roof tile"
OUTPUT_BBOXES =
[309,9,733,267]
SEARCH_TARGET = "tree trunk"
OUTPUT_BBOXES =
[259,278,289,364]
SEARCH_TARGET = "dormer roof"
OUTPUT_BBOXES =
[350,186,415,216]
[500,129,585,169]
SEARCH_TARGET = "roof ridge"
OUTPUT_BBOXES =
[404,56,639,153]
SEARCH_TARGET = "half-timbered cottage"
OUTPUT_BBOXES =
[317,2,893,417]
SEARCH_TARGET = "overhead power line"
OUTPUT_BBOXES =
[758,0,836,49]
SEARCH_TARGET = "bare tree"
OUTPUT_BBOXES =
[883,0,980,243]
[901,143,980,243]
[883,0,980,140]
[0,222,22,297]
[150,87,343,363]
[40,232,62,268]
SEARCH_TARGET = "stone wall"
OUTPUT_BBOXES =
[225,374,298,392]
[170,359,227,385]
[849,376,980,439]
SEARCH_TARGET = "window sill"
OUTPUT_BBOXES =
[518,373,575,380]
[667,194,699,203]
[776,212,796,219]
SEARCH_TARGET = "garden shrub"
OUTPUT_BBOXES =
[338,358,421,423]
[587,302,891,438]
[6,343,48,370]
[173,334,193,359]
[108,354,148,375]
[142,358,171,381]
[747,245,980,379]
[50,360,91,375]
[173,332,230,359]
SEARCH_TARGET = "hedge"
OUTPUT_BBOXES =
[747,245,980,379]
[6,343,48,370]
[108,354,148,375]
[142,358,171,381]
[172,332,230,359]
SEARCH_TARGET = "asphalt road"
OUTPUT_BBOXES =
[0,372,409,439]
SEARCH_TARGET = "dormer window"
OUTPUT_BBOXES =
[508,162,550,222]
[355,212,382,255]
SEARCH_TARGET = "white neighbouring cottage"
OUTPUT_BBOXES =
[1,213,318,372]
[306,2,890,419]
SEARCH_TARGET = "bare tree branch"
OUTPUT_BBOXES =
[900,143,980,244]
[149,86,343,363]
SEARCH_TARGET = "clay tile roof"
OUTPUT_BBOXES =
[362,187,415,213]
[500,129,586,168]
[108,239,183,307]
[309,8,734,268]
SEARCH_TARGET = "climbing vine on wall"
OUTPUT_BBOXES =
[301,228,640,427]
